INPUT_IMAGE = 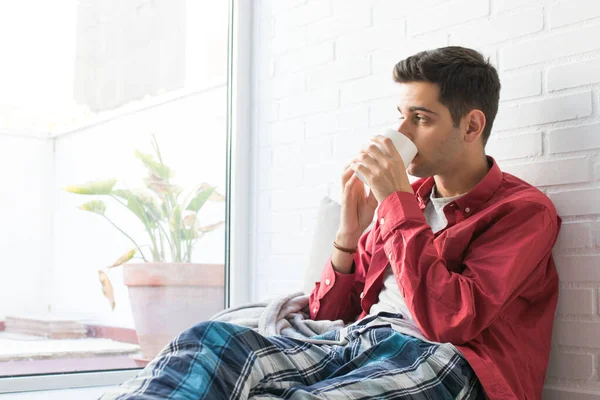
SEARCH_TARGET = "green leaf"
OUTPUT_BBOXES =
[113,188,148,203]
[113,189,157,229]
[170,205,183,260]
[170,205,182,233]
[109,248,136,268]
[186,184,217,212]
[135,150,172,180]
[65,179,117,195]
[145,198,163,222]
[115,189,163,221]
[79,200,107,215]
[161,202,169,219]
[180,228,196,241]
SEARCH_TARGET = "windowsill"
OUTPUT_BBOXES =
[0,331,140,376]
[0,324,141,394]
[0,385,111,399]
[0,316,141,378]
[0,370,138,394]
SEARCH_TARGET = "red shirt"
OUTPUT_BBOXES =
[309,156,561,400]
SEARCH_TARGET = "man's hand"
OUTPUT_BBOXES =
[332,163,378,274]
[351,135,414,203]
[337,164,378,246]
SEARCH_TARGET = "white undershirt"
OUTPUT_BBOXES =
[367,186,466,343]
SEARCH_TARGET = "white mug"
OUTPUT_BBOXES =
[354,128,418,184]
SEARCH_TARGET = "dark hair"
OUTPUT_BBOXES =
[393,46,500,146]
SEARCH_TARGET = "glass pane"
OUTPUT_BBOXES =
[0,0,230,376]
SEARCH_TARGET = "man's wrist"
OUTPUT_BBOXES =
[331,249,355,274]
[335,231,360,248]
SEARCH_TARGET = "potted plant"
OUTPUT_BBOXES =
[65,135,226,363]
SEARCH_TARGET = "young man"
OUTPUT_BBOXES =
[312,46,561,399]
[100,47,560,400]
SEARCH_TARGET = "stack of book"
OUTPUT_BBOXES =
[4,314,88,339]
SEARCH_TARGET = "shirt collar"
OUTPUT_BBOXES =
[414,156,502,213]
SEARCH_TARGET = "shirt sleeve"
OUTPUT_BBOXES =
[308,228,372,323]
[378,191,560,345]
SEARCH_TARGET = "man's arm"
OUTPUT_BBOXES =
[308,228,372,323]
[378,191,559,344]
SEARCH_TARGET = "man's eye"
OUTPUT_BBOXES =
[415,115,427,123]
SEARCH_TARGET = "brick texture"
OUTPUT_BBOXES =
[556,288,595,315]
[547,351,594,379]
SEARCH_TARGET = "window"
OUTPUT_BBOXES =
[0,0,246,391]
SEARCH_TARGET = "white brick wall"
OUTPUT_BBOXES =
[549,0,600,28]
[499,71,542,101]
[494,92,592,131]
[555,222,593,251]
[408,0,489,36]
[556,288,595,315]
[486,132,542,160]
[500,24,600,70]
[548,58,600,92]
[252,0,600,395]
[499,157,592,186]
[549,123,600,153]
[448,7,544,48]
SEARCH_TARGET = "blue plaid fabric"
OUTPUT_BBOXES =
[99,320,485,399]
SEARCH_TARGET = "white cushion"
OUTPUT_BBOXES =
[302,196,378,295]
[302,196,341,294]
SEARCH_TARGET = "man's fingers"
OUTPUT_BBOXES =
[341,162,355,186]
[371,135,400,159]
[362,141,386,158]
[345,172,358,189]
[344,169,361,190]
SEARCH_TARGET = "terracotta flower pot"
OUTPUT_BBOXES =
[123,262,225,362]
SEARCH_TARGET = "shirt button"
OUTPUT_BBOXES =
[465,207,471,213]
[325,278,331,285]
[313,307,318,314]
[388,253,393,261]
[360,292,364,299]
[380,217,385,225]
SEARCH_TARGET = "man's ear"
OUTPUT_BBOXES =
[463,110,486,144]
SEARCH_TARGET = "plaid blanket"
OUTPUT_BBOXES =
[99,316,484,399]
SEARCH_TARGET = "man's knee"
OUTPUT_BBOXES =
[179,320,246,342]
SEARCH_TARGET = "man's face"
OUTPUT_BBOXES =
[396,81,465,178]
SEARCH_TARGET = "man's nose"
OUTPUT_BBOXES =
[397,120,414,142]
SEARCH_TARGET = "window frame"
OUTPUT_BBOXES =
[0,0,251,393]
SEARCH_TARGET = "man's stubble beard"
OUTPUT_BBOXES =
[413,151,460,178]
[407,160,437,179]
[408,132,463,179]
